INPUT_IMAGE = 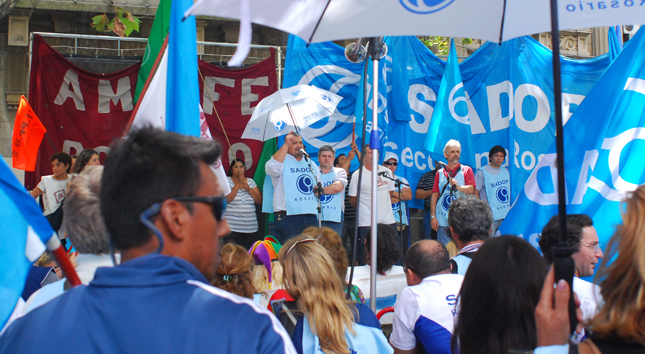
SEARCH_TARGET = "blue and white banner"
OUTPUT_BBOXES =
[284,34,613,209]
[501,28,645,256]
[352,36,611,208]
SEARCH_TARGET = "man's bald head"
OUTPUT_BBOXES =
[405,240,451,280]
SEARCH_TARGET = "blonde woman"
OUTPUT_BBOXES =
[278,235,392,354]
[577,185,645,353]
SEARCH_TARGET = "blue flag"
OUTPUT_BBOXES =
[424,39,477,164]
[0,159,55,328]
[166,0,199,136]
[608,27,622,62]
[501,28,645,266]
[282,35,364,168]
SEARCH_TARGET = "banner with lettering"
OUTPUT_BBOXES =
[26,34,140,189]
[26,35,278,189]
[285,35,613,209]
[198,49,278,178]
[501,28,645,253]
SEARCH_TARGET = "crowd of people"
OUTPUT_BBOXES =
[2,127,644,354]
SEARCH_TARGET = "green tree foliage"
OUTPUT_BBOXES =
[421,37,473,56]
[91,7,141,37]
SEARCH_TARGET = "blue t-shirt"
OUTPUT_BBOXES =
[292,303,381,354]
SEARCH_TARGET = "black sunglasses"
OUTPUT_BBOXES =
[172,196,227,221]
[384,161,398,166]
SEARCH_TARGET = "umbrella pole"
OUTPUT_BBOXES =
[286,103,301,134]
[369,38,382,313]
[549,0,578,333]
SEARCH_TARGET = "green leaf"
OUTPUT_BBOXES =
[90,14,110,32]
[461,38,473,45]
[119,10,141,37]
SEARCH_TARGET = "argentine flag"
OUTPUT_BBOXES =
[500,28,645,259]
[0,158,56,329]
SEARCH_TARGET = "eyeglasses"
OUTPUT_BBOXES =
[172,196,227,221]
[580,242,602,253]
[384,161,398,166]
[140,196,227,254]
[285,238,319,257]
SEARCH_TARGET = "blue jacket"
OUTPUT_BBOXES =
[1,254,296,354]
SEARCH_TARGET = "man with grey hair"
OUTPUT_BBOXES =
[430,139,476,245]
[447,195,492,275]
[23,165,116,314]
[317,145,347,235]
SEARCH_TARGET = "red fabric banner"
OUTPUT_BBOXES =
[26,35,277,189]
[12,96,47,171]
[198,49,278,178]
[26,34,140,189]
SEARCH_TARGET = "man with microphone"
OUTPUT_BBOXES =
[265,131,321,242]
[430,140,476,246]
[416,160,447,240]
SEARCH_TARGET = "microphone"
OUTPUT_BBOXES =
[434,161,447,170]
[378,171,389,177]
[299,149,310,160]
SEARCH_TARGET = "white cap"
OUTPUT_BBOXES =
[383,151,399,163]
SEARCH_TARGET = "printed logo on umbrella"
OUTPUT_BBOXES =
[320,94,333,103]
[273,120,287,132]
[399,0,456,14]
[291,90,302,97]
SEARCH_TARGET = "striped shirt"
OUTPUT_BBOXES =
[416,171,436,210]
[224,177,259,233]
[343,171,357,219]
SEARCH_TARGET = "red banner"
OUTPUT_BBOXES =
[26,35,277,189]
[198,50,278,178]
[26,34,140,189]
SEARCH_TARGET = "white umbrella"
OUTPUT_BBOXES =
[185,0,644,44]
[242,85,343,141]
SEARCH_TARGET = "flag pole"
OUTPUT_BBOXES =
[46,235,81,287]
[44,132,57,152]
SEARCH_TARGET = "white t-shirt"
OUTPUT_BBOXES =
[573,277,602,322]
[348,166,395,227]
[224,177,259,233]
[37,175,71,216]
[390,274,464,353]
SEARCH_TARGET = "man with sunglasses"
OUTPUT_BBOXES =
[538,214,603,325]
[383,152,412,243]
[0,127,296,354]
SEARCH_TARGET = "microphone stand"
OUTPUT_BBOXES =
[380,173,410,258]
[302,152,323,228]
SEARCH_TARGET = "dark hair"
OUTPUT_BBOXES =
[451,236,548,354]
[405,240,450,279]
[447,195,492,243]
[71,149,99,174]
[212,243,256,299]
[489,145,506,158]
[50,152,72,173]
[538,214,593,264]
[333,154,347,167]
[365,224,400,274]
[100,127,221,250]
[228,158,245,176]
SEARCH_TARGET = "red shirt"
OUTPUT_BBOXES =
[432,163,476,193]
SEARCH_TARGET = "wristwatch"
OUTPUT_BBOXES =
[430,215,436,219]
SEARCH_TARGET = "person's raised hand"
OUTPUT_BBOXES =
[536,267,573,347]
[284,131,295,145]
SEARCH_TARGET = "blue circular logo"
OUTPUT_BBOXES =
[320,94,332,103]
[291,90,302,97]
[320,193,333,204]
[441,194,455,211]
[399,0,456,14]
[296,175,314,195]
[273,120,286,132]
[496,187,509,203]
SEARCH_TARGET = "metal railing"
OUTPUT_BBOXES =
[30,32,284,87]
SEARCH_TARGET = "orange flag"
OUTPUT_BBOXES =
[12,96,47,171]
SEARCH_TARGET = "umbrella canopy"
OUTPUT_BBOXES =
[185,0,644,43]
[242,84,342,141]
